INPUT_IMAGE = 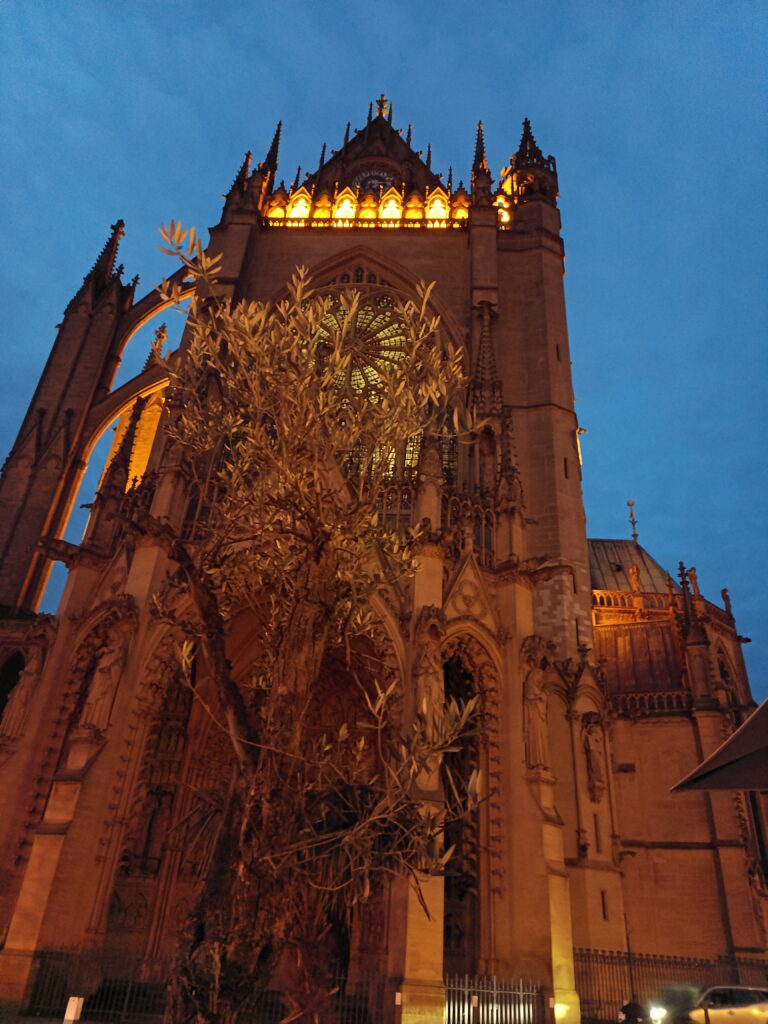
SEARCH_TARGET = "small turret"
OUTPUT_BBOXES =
[508,118,558,205]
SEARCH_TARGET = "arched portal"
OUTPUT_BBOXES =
[442,654,480,977]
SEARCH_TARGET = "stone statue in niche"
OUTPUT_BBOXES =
[413,607,445,708]
[0,646,43,739]
[582,713,606,802]
[521,635,551,771]
[79,624,131,732]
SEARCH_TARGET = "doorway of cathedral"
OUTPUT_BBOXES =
[442,656,480,977]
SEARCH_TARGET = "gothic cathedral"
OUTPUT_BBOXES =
[0,100,765,1022]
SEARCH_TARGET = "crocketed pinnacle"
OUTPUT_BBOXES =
[476,303,498,387]
[678,561,707,643]
[102,397,147,493]
[263,121,282,174]
[88,220,125,286]
[515,117,545,167]
[473,120,489,173]
[229,151,252,194]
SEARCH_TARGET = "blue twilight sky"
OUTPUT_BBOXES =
[0,1,766,698]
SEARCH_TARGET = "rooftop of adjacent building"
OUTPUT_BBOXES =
[587,538,678,594]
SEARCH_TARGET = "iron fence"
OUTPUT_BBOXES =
[445,974,544,1024]
[22,950,387,1023]
[574,948,768,1024]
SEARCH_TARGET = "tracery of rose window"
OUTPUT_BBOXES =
[317,288,422,479]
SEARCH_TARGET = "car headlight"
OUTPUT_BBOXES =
[649,1006,668,1023]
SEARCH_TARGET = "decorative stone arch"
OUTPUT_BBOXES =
[268,244,467,354]
[440,629,503,975]
[571,666,606,717]
[59,596,137,723]
[107,266,193,372]
[83,364,169,458]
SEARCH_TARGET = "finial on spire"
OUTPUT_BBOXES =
[291,165,301,191]
[426,143,432,171]
[260,121,281,177]
[627,499,639,543]
[375,93,390,118]
[447,165,453,191]
[473,120,489,173]
[406,123,412,146]
[367,101,373,125]
[387,100,393,125]
[319,142,326,170]
[344,121,351,147]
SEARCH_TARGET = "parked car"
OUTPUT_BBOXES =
[647,985,768,1024]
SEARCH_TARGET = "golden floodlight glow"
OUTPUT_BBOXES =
[379,189,402,219]
[287,192,311,219]
[358,195,378,220]
[264,182,490,229]
[426,196,449,220]
[313,194,332,219]
[334,195,357,221]
[495,195,511,223]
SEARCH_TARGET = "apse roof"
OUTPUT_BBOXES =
[587,539,678,594]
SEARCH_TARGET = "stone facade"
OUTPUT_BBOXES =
[0,101,765,1021]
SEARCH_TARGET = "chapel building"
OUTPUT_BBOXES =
[0,99,765,1023]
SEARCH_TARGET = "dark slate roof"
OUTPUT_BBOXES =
[587,539,678,594]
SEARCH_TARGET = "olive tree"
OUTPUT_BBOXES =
[140,223,477,1024]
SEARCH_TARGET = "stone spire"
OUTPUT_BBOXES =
[262,120,282,175]
[515,118,545,168]
[473,120,489,174]
[86,397,147,550]
[228,151,252,196]
[471,120,492,202]
[88,220,125,291]
[65,219,129,313]
[103,397,147,495]
[470,302,502,415]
